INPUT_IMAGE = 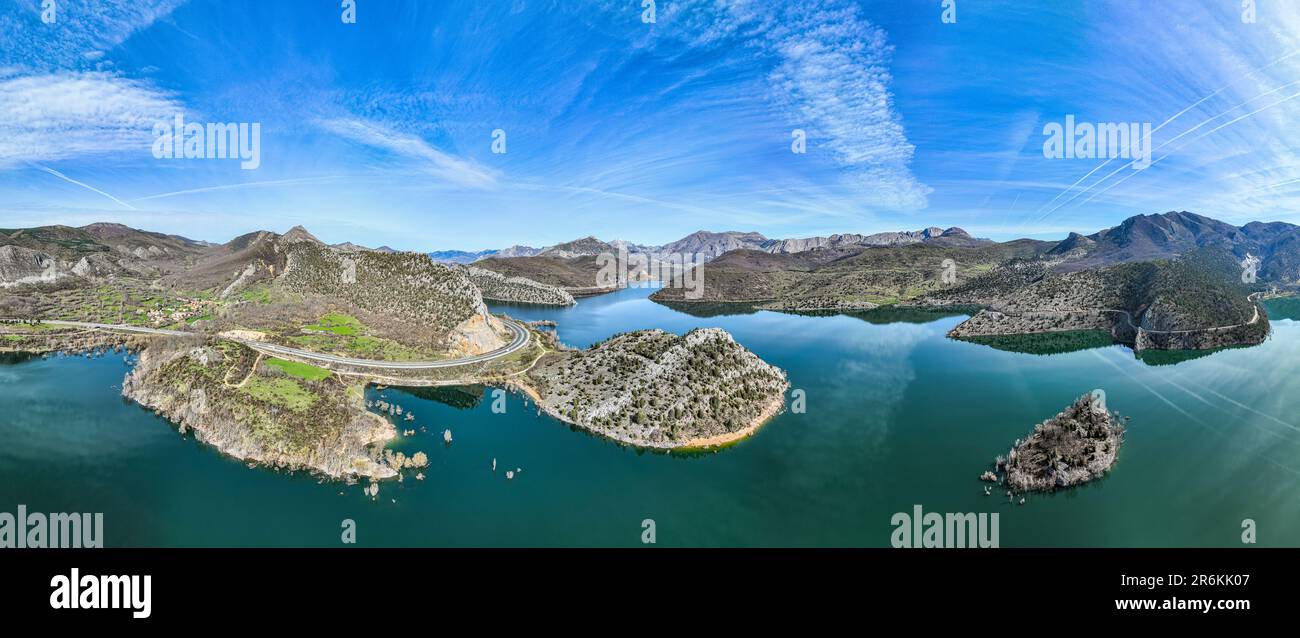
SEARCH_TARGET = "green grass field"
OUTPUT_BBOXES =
[239,285,274,304]
[265,357,331,381]
[304,313,363,336]
[287,321,435,361]
[241,376,318,412]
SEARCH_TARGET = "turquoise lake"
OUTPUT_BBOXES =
[2,287,1298,547]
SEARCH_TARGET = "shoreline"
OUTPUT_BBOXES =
[565,286,619,297]
[514,379,787,451]
[944,301,1270,352]
[9,321,787,471]
[677,390,786,449]
[121,343,400,481]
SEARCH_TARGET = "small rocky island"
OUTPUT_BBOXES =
[984,392,1126,493]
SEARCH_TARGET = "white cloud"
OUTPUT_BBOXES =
[0,71,183,166]
[0,0,188,69]
[316,117,498,189]
[762,4,929,209]
[651,0,931,210]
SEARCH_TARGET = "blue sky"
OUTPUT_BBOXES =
[2,0,1300,250]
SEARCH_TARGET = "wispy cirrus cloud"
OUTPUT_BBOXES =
[647,0,930,211]
[0,71,182,166]
[758,1,929,210]
[22,0,1300,249]
[316,117,498,189]
[0,0,188,69]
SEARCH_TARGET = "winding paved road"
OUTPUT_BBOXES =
[35,318,532,370]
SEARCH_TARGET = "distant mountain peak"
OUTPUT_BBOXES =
[280,225,323,245]
[685,230,768,240]
[445,227,992,267]
[81,222,132,232]
[760,226,986,254]
[428,249,498,264]
[492,245,543,259]
[1049,209,1300,274]
[331,242,369,252]
[540,236,616,258]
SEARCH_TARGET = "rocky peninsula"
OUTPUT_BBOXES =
[461,265,576,306]
[123,338,402,479]
[523,328,789,448]
[925,248,1270,352]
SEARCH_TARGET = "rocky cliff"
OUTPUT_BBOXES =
[0,245,60,287]
[122,339,397,479]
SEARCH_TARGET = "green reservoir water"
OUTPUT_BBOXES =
[2,287,1298,547]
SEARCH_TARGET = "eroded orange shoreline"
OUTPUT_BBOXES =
[511,379,787,451]
[678,391,786,450]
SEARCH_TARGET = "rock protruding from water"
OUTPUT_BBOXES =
[991,392,1125,492]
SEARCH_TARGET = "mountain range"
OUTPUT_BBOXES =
[426,227,984,265]
[456,212,1300,300]
[6,211,1299,302]
[431,213,1300,279]
[1052,211,1300,280]
[649,211,1299,314]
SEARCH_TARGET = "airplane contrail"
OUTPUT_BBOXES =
[1026,49,1300,228]
[30,164,136,210]
[1075,89,1300,207]
[1031,94,1225,217]
[1031,78,1300,223]
[130,175,348,202]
